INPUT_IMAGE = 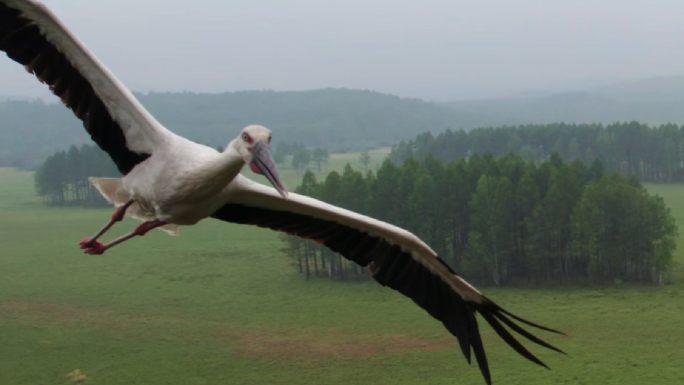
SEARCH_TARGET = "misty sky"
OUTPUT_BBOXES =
[2,0,684,101]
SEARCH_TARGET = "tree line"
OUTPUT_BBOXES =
[390,121,684,182]
[33,141,678,286]
[34,144,120,205]
[284,153,677,286]
[33,140,330,206]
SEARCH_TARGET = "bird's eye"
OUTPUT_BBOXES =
[242,133,249,142]
[268,135,272,143]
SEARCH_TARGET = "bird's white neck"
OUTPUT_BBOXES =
[192,143,245,195]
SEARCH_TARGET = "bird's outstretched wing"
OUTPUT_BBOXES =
[213,175,565,385]
[0,0,176,174]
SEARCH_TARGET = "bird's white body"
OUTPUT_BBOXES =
[0,1,562,383]
[121,138,243,225]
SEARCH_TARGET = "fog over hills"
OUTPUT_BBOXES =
[0,89,486,168]
[444,75,684,127]
[3,75,684,168]
[592,75,684,102]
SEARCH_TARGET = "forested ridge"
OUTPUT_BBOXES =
[0,89,478,168]
[391,121,684,182]
[9,87,684,172]
[284,153,677,286]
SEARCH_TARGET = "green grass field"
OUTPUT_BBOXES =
[273,147,391,188]
[644,183,684,278]
[2,164,684,385]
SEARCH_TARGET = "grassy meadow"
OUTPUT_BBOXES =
[273,147,391,187]
[1,156,684,385]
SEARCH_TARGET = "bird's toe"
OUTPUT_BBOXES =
[83,241,106,255]
[79,237,95,249]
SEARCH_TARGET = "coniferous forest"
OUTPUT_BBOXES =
[283,153,677,286]
[34,130,679,287]
[33,144,120,205]
[390,121,684,182]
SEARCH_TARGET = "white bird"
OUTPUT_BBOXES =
[0,1,564,383]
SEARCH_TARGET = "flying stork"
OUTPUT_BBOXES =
[0,1,564,383]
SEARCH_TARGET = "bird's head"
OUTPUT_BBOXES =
[234,125,288,199]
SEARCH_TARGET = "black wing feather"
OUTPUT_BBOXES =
[212,203,564,385]
[0,2,149,175]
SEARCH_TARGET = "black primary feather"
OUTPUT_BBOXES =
[0,2,150,175]
[212,203,565,384]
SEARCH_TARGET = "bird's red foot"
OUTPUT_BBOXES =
[79,237,96,249]
[83,241,106,255]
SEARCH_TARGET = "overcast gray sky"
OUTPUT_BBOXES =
[2,0,684,101]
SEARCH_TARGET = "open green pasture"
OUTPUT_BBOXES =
[1,167,684,385]
[274,147,390,187]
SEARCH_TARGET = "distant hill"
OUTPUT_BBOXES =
[5,79,684,169]
[0,88,487,168]
[444,75,684,127]
[592,75,684,103]
[446,92,631,126]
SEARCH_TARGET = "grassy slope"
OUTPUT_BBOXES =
[1,165,684,385]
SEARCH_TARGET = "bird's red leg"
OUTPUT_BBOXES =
[79,200,134,250]
[84,220,168,255]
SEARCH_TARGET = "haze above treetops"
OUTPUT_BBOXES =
[4,75,684,169]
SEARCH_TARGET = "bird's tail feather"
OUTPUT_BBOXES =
[89,177,128,206]
[159,224,180,236]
